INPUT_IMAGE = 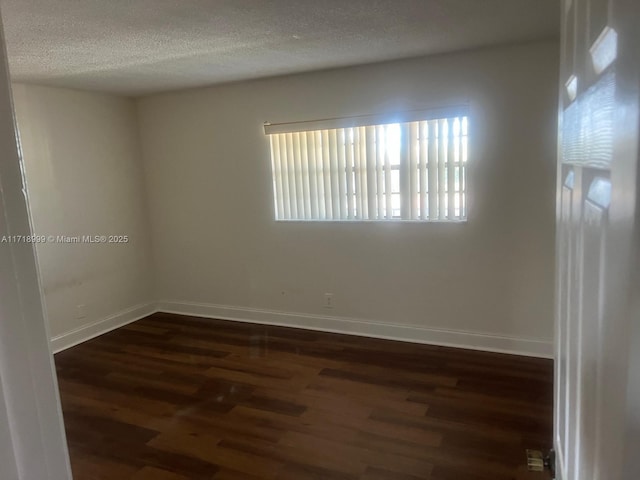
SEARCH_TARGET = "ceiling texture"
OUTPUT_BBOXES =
[0,0,559,96]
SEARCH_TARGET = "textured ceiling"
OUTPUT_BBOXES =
[0,0,559,96]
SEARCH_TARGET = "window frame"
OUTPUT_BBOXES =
[265,106,470,223]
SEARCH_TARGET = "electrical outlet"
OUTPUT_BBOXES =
[76,304,86,319]
[323,293,334,309]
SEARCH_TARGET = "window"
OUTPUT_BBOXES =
[265,107,468,222]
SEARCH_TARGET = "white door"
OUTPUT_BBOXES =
[0,13,72,480]
[555,0,640,479]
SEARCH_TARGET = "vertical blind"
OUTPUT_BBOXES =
[266,109,468,221]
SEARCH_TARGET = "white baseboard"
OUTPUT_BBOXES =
[50,302,157,353]
[50,300,553,358]
[157,300,553,358]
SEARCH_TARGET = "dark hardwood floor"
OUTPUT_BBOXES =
[54,313,553,480]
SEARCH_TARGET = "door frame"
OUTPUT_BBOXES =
[0,12,72,480]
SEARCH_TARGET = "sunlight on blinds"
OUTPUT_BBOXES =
[268,113,468,222]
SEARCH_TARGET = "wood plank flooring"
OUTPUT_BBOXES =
[54,313,553,480]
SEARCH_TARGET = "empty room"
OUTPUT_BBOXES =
[1,1,639,480]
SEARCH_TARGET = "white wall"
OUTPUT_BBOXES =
[12,85,155,347]
[137,41,559,355]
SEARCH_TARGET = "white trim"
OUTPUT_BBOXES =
[0,15,71,479]
[157,300,553,358]
[555,434,566,480]
[0,373,19,480]
[51,300,554,358]
[51,302,157,353]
